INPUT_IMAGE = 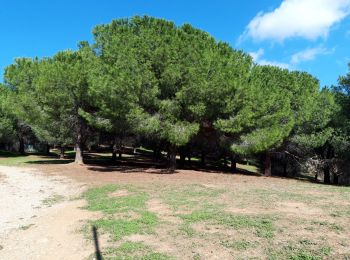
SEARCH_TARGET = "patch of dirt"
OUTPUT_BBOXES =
[0,173,6,182]
[111,211,141,220]
[0,200,101,260]
[225,206,263,215]
[127,234,174,252]
[0,166,99,260]
[192,222,237,236]
[277,202,324,217]
[147,198,182,224]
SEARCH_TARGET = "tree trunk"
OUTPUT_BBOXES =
[179,147,186,169]
[333,173,339,185]
[223,157,228,169]
[60,146,65,159]
[45,143,50,155]
[187,151,191,163]
[19,137,25,155]
[264,153,271,177]
[324,164,331,184]
[153,147,157,160]
[283,160,287,177]
[74,116,85,164]
[201,152,206,167]
[323,142,334,184]
[168,145,177,173]
[230,155,237,173]
[112,143,117,161]
[314,172,319,182]
[74,141,84,164]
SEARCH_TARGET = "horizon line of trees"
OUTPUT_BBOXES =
[1,16,350,184]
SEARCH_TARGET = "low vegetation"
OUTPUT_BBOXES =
[79,180,350,259]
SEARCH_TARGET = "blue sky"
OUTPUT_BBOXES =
[1,0,350,87]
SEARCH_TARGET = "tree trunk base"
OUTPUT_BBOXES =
[230,156,237,173]
[168,145,177,173]
[74,143,84,164]
[264,153,271,177]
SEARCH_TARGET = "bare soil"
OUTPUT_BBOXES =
[1,162,349,259]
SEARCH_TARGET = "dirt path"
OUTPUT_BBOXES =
[0,166,97,260]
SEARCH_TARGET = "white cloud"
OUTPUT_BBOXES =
[291,47,333,64]
[243,0,350,42]
[249,48,264,62]
[249,48,290,69]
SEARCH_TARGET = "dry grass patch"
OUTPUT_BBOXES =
[73,170,350,259]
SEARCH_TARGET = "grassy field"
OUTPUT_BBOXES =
[79,182,350,259]
[1,152,350,259]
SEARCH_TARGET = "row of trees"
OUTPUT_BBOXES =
[1,16,349,184]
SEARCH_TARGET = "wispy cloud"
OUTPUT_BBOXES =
[250,46,334,69]
[249,48,290,69]
[291,47,333,64]
[241,0,350,42]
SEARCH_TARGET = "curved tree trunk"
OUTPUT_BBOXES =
[264,153,272,177]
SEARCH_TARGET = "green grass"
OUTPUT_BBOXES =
[90,241,173,260]
[310,220,344,233]
[178,223,196,237]
[92,211,158,241]
[221,239,255,251]
[180,210,276,238]
[250,188,316,203]
[83,185,159,241]
[82,184,148,214]
[80,181,348,259]
[161,184,226,211]
[268,243,332,260]
[82,185,172,258]
[0,152,72,166]
[0,155,35,166]
[236,163,259,173]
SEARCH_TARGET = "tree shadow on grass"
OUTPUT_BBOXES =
[84,153,262,177]
[0,150,28,158]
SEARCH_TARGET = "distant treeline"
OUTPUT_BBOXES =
[0,16,349,184]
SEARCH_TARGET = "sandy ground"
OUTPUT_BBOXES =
[0,166,97,260]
